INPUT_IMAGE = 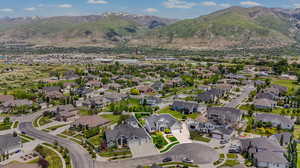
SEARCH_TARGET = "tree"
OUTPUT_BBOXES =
[3,117,10,124]
[130,88,140,95]
[38,158,49,168]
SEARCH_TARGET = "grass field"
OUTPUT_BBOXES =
[100,114,127,124]
[0,122,12,131]
[38,116,53,126]
[35,145,63,168]
[294,125,300,140]
[272,79,300,95]
[298,144,300,168]
[158,107,199,120]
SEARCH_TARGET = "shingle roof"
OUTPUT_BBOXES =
[0,134,21,154]
[254,151,288,164]
[146,114,181,129]
[106,123,149,141]
[255,113,294,126]
[74,115,109,128]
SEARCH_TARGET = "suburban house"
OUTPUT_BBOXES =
[197,88,225,103]
[136,85,155,94]
[140,96,161,106]
[0,134,22,155]
[151,81,164,91]
[207,107,243,125]
[41,86,61,94]
[171,100,199,114]
[240,137,288,168]
[103,92,127,103]
[253,98,277,109]
[1,99,34,113]
[269,132,293,146]
[255,113,294,130]
[145,114,182,133]
[256,92,278,101]
[72,115,110,129]
[54,105,79,122]
[105,121,151,148]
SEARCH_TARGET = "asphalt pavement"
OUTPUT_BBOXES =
[19,122,94,168]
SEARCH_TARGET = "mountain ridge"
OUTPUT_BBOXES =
[0,7,300,49]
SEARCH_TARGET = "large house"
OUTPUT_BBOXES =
[253,98,277,109]
[255,113,294,130]
[145,114,182,133]
[171,100,199,114]
[140,96,161,106]
[197,88,225,103]
[105,118,151,148]
[207,107,243,125]
[72,115,110,129]
[53,105,79,122]
[0,134,22,155]
[240,137,288,168]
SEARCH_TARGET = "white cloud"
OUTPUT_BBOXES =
[219,3,231,8]
[163,0,196,9]
[0,8,14,12]
[87,0,108,4]
[145,8,158,13]
[201,1,217,7]
[240,1,261,6]
[24,7,36,11]
[58,4,73,8]
[294,4,300,8]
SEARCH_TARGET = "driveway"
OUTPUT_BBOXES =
[172,123,191,143]
[129,142,159,158]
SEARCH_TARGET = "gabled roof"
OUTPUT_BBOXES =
[254,151,288,164]
[106,123,149,141]
[255,113,294,126]
[74,115,109,128]
[0,134,21,153]
[253,98,276,107]
[146,114,181,129]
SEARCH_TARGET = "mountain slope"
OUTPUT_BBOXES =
[140,6,298,49]
[0,7,300,49]
[0,13,175,45]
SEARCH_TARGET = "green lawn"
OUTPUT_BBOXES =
[35,145,63,168]
[12,121,19,128]
[158,107,199,120]
[0,122,13,131]
[100,114,127,124]
[151,132,168,149]
[190,131,211,143]
[227,154,238,159]
[272,79,300,95]
[219,160,240,167]
[38,116,53,126]
[297,144,300,168]
[88,134,103,147]
[47,124,68,131]
[294,125,300,140]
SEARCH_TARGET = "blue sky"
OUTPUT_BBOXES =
[0,0,299,19]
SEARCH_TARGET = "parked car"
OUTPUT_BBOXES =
[163,157,172,163]
[182,157,194,164]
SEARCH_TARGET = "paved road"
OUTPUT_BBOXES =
[97,143,218,168]
[225,84,255,108]
[19,122,94,168]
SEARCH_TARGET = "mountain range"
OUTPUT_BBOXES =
[1,7,300,49]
